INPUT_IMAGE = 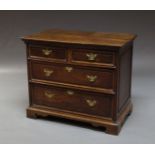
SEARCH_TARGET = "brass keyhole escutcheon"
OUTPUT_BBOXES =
[66,90,74,95]
[65,66,73,72]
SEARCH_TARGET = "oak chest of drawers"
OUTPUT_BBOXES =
[22,29,136,135]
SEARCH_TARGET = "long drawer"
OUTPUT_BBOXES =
[29,61,115,90]
[31,84,113,118]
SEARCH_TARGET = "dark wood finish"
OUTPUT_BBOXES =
[71,48,115,67]
[118,47,132,111]
[31,83,113,118]
[29,45,67,62]
[22,29,136,47]
[22,29,136,135]
[30,61,114,90]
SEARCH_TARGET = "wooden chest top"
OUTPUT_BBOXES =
[22,29,136,47]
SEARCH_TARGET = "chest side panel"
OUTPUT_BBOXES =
[118,44,133,112]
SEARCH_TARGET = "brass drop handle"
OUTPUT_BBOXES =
[44,91,55,99]
[42,49,53,56]
[86,75,97,82]
[66,90,74,95]
[43,68,54,77]
[65,66,73,72]
[86,99,97,107]
[86,53,97,61]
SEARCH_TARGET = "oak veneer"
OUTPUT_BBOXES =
[22,29,136,135]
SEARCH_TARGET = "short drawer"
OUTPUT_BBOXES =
[71,49,115,67]
[28,45,67,61]
[31,84,113,118]
[30,61,114,90]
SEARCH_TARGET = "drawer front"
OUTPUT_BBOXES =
[30,61,114,90]
[31,84,113,118]
[29,45,67,61]
[71,49,115,66]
